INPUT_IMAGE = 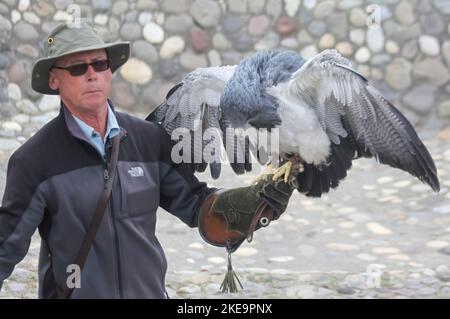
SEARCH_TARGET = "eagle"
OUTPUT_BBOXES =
[146,49,440,197]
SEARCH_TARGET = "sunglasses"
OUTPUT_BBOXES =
[52,59,111,76]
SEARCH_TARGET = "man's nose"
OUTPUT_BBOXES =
[86,64,98,80]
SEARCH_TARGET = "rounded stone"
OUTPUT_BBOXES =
[111,1,128,15]
[212,33,232,51]
[7,83,22,101]
[230,32,253,52]
[208,50,221,67]
[23,11,40,24]
[164,14,193,34]
[335,41,353,56]
[426,240,449,249]
[419,35,440,56]
[228,0,248,14]
[297,30,313,45]
[327,13,348,39]
[285,0,301,17]
[0,55,10,69]
[190,0,221,28]
[300,44,318,59]
[248,15,270,36]
[401,40,418,59]
[161,0,190,13]
[438,100,450,118]
[275,16,300,35]
[280,37,299,49]
[143,22,165,44]
[266,0,282,18]
[366,28,384,53]
[110,81,136,109]
[18,0,30,11]
[366,222,392,235]
[314,0,335,19]
[338,0,362,10]
[16,99,39,115]
[319,33,335,49]
[414,58,450,86]
[92,0,111,11]
[32,1,56,17]
[13,21,39,42]
[349,29,365,45]
[385,58,413,91]
[120,58,153,85]
[8,60,29,83]
[94,14,109,26]
[38,95,60,112]
[2,121,22,133]
[0,3,8,14]
[159,36,185,59]
[131,40,159,65]
[355,47,371,63]
[402,84,436,115]
[179,51,208,70]
[307,20,327,37]
[0,138,21,150]
[11,10,21,24]
[385,40,399,54]
[189,28,209,53]
[255,32,280,50]
[350,8,367,27]
[248,0,265,14]
[12,114,30,124]
[141,80,175,108]
[421,12,445,35]
[136,0,159,10]
[395,1,415,25]
[443,41,450,67]
[119,23,142,41]
[222,15,247,35]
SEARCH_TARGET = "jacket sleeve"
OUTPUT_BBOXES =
[157,126,217,227]
[0,151,46,292]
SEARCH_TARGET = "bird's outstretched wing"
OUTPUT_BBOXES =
[289,49,439,196]
[146,65,252,178]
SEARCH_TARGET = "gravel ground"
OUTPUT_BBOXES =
[1,123,450,299]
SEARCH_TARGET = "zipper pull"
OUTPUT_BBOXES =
[104,168,109,181]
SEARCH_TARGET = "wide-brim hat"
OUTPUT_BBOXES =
[32,18,130,95]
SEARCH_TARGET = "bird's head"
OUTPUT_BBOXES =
[220,85,281,129]
[220,50,304,129]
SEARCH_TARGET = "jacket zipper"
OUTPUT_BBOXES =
[104,158,124,299]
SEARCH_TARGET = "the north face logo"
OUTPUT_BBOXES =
[128,166,144,177]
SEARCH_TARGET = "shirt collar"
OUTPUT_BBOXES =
[71,103,120,142]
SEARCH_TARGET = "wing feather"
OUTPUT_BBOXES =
[146,65,243,179]
[290,49,439,194]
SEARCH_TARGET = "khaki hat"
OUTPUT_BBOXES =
[31,18,130,95]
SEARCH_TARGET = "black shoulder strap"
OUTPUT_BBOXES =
[60,134,121,299]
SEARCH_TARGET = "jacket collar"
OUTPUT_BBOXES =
[59,99,127,151]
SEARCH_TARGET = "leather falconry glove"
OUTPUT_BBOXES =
[198,159,302,293]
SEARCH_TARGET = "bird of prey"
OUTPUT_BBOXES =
[147,49,440,197]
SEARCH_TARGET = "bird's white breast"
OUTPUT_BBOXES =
[266,82,331,165]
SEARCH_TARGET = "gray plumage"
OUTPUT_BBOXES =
[147,49,440,196]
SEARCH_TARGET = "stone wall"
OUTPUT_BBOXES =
[1,0,450,139]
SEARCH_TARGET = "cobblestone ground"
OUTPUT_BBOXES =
[1,125,450,299]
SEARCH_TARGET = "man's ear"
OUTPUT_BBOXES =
[48,71,59,91]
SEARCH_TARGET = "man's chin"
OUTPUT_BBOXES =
[82,95,107,109]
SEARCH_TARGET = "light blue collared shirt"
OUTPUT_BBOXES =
[71,104,120,157]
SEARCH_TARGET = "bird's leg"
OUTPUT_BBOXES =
[252,163,274,184]
[272,154,304,184]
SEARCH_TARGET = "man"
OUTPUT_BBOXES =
[0,19,298,298]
